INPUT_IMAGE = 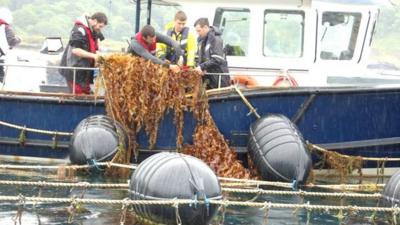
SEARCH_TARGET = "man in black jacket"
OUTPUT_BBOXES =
[194,18,230,89]
[59,12,107,94]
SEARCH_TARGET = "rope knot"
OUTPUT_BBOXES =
[17,194,26,205]
[120,198,130,225]
[79,182,91,189]
[13,194,26,225]
[172,198,182,225]
[260,201,272,211]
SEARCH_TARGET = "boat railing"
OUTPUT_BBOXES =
[0,62,293,95]
[0,63,97,95]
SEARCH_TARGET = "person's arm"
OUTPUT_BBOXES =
[199,37,226,71]
[5,26,21,48]
[128,39,167,66]
[185,31,197,67]
[156,32,183,62]
[71,48,97,60]
[70,27,98,60]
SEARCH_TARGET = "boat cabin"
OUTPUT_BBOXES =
[146,0,381,86]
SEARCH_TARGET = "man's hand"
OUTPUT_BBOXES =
[194,66,203,75]
[169,64,181,73]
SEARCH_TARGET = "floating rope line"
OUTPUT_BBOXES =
[218,177,292,188]
[222,188,382,199]
[305,183,385,192]
[0,162,387,191]
[0,120,73,136]
[0,180,128,189]
[0,195,398,213]
[309,142,400,162]
[0,179,385,199]
[0,162,137,171]
[219,177,385,191]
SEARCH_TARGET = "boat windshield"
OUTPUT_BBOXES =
[213,7,250,56]
[320,12,362,60]
[263,10,304,58]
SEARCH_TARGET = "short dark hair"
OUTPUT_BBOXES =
[91,12,108,25]
[141,25,155,38]
[194,18,209,27]
[174,11,187,21]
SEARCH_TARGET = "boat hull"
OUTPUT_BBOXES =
[1,86,399,168]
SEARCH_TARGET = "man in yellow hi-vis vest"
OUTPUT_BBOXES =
[157,11,197,67]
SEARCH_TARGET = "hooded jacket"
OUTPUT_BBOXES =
[59,15,97,87]
[197,26,230,89]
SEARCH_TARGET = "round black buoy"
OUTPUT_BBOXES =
[248,114,312,184]
[129,152,222,225]
[382,170,400,207]
[69,115,127,165]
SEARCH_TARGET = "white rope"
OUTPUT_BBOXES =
[222,188,382,199]
[0,180,384,199]
[0,162,137,171]
[0,195,397,213]
[0,120,72,136]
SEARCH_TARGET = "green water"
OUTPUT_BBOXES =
[0,166,394,225]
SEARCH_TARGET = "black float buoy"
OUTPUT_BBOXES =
[129,152,222,225]
[382,170,400,207]
[69,115,127,165]
[248,114,312,184]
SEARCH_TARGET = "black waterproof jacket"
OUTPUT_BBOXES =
[59,19,96,87]
[197,26,230,89]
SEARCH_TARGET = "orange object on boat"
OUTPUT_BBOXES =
[232,75,258,87]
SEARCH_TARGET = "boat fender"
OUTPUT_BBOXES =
[69,115,128,165]
[129,152,222,225]
[382,170,400,207]
[248,114,312,184]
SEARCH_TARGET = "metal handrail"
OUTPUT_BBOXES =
[0,63,287,77]
[0,63,97,71]
[0,62,281,91]
[0,63,98,94]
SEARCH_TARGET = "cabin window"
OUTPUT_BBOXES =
[213,7,250,56]
[320,12,362,60]
[263,10,304,58]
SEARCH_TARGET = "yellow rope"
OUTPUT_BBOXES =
[309,143,400,162]
[218,177,291,188]
[305,183,385,192]
[0,120,73,136]
[233,85,261,119]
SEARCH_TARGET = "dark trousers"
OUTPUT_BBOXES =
[0,59,4,83]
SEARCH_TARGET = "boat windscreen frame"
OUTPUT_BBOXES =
[262,9,306,58]
[213,7,251,57]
